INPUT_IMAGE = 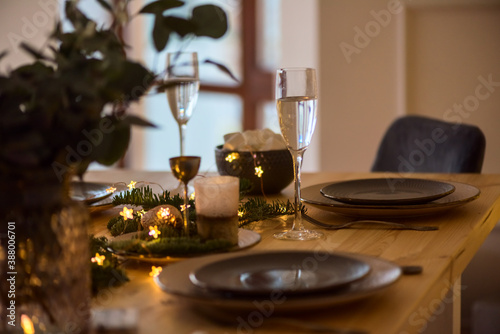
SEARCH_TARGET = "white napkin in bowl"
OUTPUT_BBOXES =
[223,129,286,151]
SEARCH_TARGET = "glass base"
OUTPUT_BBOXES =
[273,229,324,241]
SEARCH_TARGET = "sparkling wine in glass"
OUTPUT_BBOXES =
[274,68,323,241]
[165,52,200,156]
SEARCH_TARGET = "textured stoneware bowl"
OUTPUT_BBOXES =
[215,145,294,195]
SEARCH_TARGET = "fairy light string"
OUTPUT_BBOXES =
[224,149,267,197]
[87,179,298,291]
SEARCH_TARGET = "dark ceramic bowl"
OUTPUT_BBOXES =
[215,145,294,195]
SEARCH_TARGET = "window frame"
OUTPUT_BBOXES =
[200,0,274,130]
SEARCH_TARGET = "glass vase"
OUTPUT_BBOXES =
[0,169,91,333]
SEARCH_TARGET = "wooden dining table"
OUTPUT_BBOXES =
[84,170,500,334]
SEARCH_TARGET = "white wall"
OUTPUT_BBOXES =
[279,0,320,172]
[318,0,500,173]
[0,0,59,72]
[318,0,400,172]
[406,5,500,173]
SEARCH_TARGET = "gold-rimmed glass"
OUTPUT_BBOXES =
[169,156,201,236]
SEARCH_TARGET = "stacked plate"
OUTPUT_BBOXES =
[155,250,402,313]
[301,178,480,218]
[71,182,115,205]
[70,181,131,207]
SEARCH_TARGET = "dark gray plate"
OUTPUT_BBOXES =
[188,251,371,296]
[70,182,113,205]
[320,178,455,205]
[302,180,480,218]
[155,251,401,313]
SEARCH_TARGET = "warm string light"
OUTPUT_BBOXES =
[180,204,190,212]
[189,192,195,201]
[238,210,244,218]
[149,225,161,239]
[113,180,166,193]
[106,186,116,193]
[150,266,162,277]
[127,180,137,190]
[120,207,134,220]
[225,152,240,163]
[254,166,264,178]
[91,253,106,266]
[21,315,35,334]
[156,207,177,224]
[156,207,171,219]
[225,148,269,195]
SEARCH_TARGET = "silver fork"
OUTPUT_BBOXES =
[303,213,438,231]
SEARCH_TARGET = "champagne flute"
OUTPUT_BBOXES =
[169,156,201,236]
[165,52,200,156]
[274,68,323,241]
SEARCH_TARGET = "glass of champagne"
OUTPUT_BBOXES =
[274,68,323,241]
[165,52,200,156]
[169,156,201,237]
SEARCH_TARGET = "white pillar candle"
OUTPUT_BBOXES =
[194,176,239,245]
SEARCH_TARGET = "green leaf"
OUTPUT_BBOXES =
[50,21,64,41]
[139,0,184,15]
[92,118,131,166]
[191,4,228,38]
[75,160,91,177]
[11,61,54,79]
[0,50,8,62]
[152,15,171,52]
[204,59,239,82]
[105,61,155,102]
[164,16,196,37]
[78,30,124,56]
[19,43,48,60]
[155,80,181,93]
[121,114,157,128]
[65,1,91,30]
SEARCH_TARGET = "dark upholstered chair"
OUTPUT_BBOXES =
[371,115,486,173]
[371,115,490,333]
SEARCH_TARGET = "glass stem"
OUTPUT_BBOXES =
[290,149,305,232]
[183,182,189,237]
[179,123,187,156]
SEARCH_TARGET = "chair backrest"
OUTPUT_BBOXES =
[371,115,486,173]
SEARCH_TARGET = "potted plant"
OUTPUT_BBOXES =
[0,0,229,332]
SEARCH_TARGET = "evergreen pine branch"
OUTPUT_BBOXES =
[89,235,128,295]
[238,197,301,227]
[107,213,143,237]
[110,187,302,230]
[107,225,232,256]
[112,186,194,211]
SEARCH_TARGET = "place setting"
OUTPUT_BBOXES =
[70,181,135,212]
[301,177,481,220]
[154,249,403,314]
